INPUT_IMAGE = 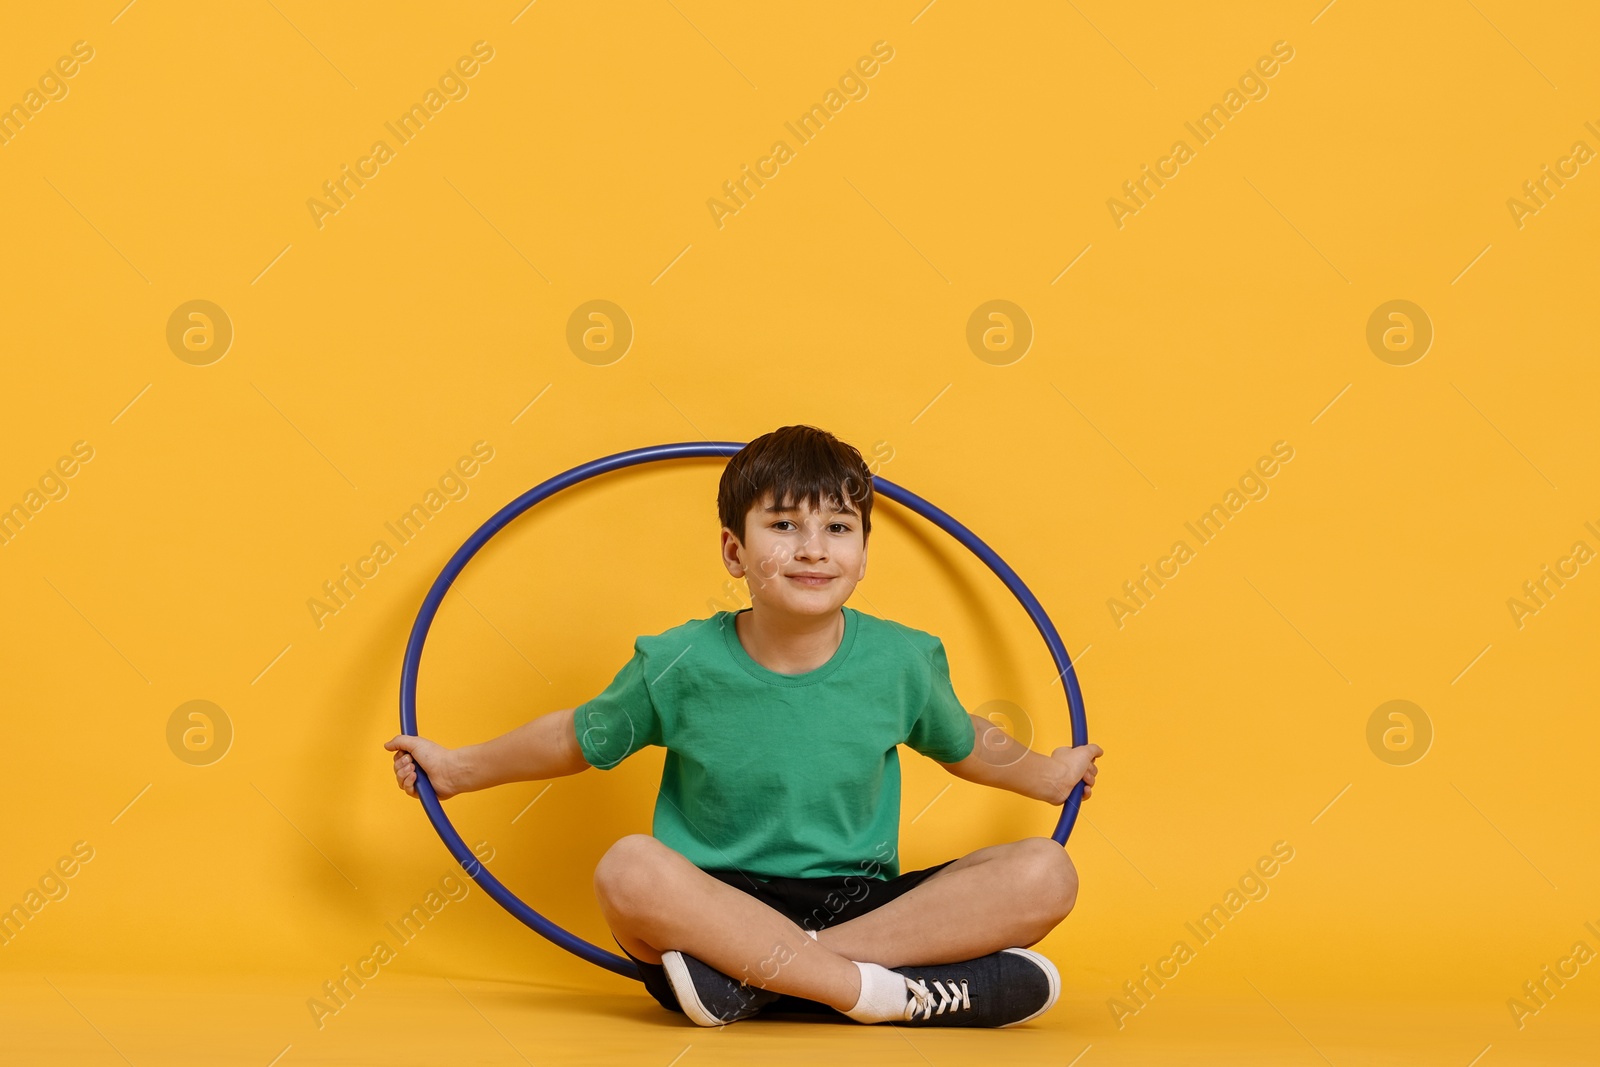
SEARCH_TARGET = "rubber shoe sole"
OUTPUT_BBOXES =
[661,950,781,1026]
[893,947,1061,1028]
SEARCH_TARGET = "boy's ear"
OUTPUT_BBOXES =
[720,528,745,576]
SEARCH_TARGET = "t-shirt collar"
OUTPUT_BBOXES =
[721,606,857,686]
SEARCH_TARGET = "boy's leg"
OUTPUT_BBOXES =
[817,836,1078,968]
[595,834,863,1012]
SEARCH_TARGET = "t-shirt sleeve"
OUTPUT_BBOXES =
[573,645,664,770]
[905,638,976,763]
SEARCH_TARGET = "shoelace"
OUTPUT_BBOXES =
[904,977,972,1020]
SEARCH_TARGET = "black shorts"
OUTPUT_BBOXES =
[618,858,956,1016]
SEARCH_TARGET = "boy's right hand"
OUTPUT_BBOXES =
[384,735,467,801]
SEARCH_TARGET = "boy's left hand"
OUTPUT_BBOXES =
[1045,743,1102,805]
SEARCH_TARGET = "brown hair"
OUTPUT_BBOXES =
[717,425,874,546]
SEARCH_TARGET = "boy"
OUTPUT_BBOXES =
[386,425,1101,1027]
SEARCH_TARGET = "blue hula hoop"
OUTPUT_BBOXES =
[399,441,1090,981]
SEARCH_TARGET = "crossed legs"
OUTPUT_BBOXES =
[594,835,1078,1014]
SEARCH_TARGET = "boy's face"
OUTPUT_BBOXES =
[722,489,867,618]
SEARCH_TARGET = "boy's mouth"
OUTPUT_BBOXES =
[787,574,834,587]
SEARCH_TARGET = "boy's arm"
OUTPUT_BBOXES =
[937,712,1101,804]
[386,707,591,801]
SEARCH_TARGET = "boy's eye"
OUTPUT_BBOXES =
[772,520,852,533]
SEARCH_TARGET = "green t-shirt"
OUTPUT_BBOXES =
[573,606,976,880]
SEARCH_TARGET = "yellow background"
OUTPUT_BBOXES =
[3,1,1597,1063]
